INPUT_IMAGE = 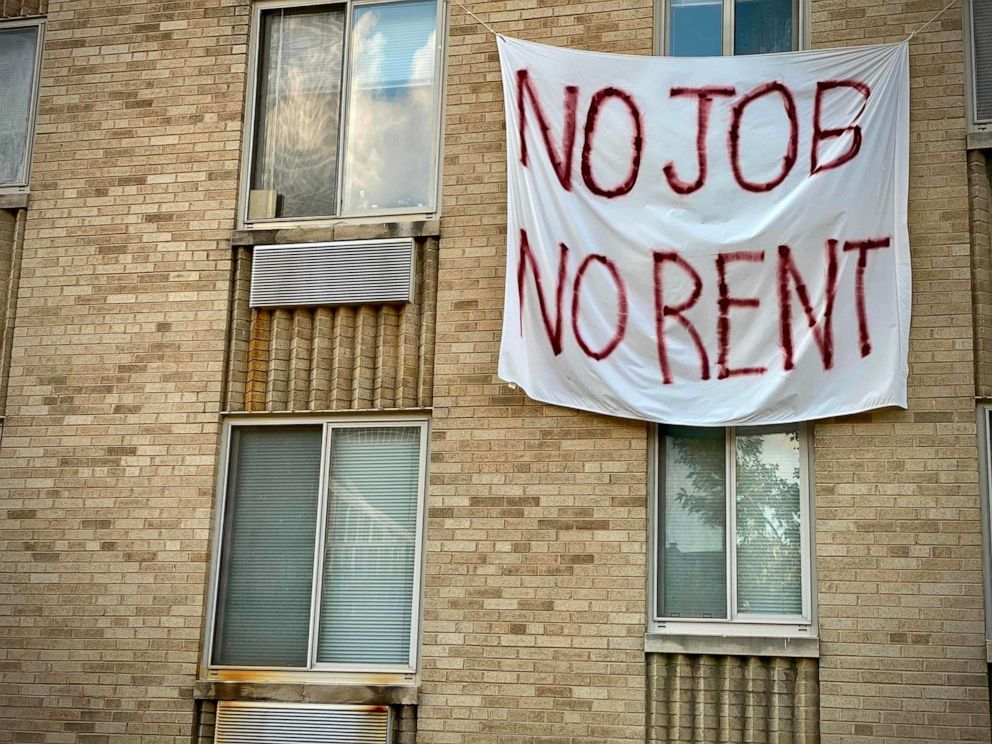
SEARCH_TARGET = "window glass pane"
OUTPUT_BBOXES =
[251,6,344,219]
[669,0,723,56]
[735,427,803,615]
[317,426,421,665]
[341,0,438,213]
[213,426,322,667]
[734,0,795,54]
[0,26,39,186]
[660,427,727,619]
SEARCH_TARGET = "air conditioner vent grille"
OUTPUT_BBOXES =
[249,239,415,308]
[214,702,390,744]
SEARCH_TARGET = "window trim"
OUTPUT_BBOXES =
[0,17,45,194]
[203,414,430,676]
[648,423,817,639]
[978,405,992,657]
[653,0,807,56]
[237,0,447,229]
[964,0,991,133]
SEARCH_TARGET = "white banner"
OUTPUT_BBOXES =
[497,36,910,426]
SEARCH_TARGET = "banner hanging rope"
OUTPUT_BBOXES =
[451,0,961,43]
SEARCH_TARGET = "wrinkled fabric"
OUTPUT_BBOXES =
[497,35,910,426]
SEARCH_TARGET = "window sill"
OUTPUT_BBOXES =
[0,192,28,210]
[645,633,819,659]
[194,679,418,706]
[232,218,440,247]
[967,131,992,150]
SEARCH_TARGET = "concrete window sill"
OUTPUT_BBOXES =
[0,193,29,210]
[194,679,418,707]
[645,633,820,658]
[231,219,440,248]
[967,131,992,150]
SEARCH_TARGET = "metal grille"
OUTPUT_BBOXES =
[214,702,390,744]
[249,239,415,308]
[974,0,992,124]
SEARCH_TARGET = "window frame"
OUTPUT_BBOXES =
[204,414,430,675]
[238,0,447,229]
[964,0,991,133]
[654,0,807,56]
[0,16,45,194]
[648,423,816,639]
[978,406,992,659]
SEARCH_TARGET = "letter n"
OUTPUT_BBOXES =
[518,229,569,355]
[517,69,579,191]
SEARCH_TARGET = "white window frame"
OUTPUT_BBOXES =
[978,406,992,660]
[238,0,447,229]
[654,0,807,56]
[0,17,44,194]
[964,0,991,133]
[649,424,816,639]
[203,414,430,675]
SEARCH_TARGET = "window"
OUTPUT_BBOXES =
[966,0,992,132]
[658,0,800,56]
[208,418,428,672]
[0,19,43,191]
[243,0,443,224]
[652,424,813,636]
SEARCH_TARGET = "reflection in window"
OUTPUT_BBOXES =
[252,6,344,219]
[657,425,808,623]
[663,0,797,56]
[342,1,439,213]
[735,429,802,614]
[735,0,795,54]
[0,24,40,187]
[668,0,723,57]
[660,427,727,618]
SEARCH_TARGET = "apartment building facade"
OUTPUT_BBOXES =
[0,0,991,742]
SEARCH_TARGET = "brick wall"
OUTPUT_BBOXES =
[0,1,245,740]
[0,1,989,743]
[971,150,992,396]
[419,2,655,742]
[810,2,991,741]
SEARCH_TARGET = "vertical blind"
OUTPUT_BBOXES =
[318,427,421,665]
[213,426,322,667]
[213,423,423,669]
[0,25,39,186]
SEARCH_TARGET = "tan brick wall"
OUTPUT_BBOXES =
[0,1,989,743]
[810,2,991,742]
[971,150,992,396]
[420,2,655,742]
[0,1,245,740]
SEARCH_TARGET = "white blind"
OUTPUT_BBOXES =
[659,427,728,619]
[974,0,992,122]
[0,25,38,186]
[213,426,322,667]
[735,427,803,615]
[317,426,421,665]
